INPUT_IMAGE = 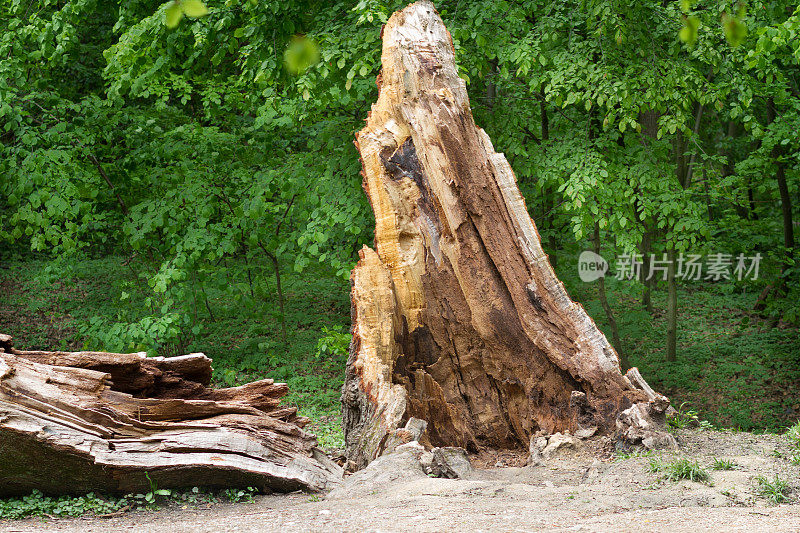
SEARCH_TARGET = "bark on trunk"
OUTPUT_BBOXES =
[593,223,627,371]
[767,97,795,288]
[342,1,669,469]
[0,334,341,496]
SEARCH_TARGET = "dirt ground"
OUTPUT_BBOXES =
[1,429,798,532]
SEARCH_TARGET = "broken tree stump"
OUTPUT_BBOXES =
[342,0,671,468]
[0,335,341,496]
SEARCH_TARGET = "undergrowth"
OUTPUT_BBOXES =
[0,484,257,520]
[563,254,800,432]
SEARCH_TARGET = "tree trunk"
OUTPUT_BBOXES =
[0,334,341,496]
[637,110,659,314]
[342,1,669,469]
[640,228,654,313]
[593,223,627,371]
[665,249,678,362]
[767,97,795,288]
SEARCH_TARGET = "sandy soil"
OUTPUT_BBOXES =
[2,429,798,532]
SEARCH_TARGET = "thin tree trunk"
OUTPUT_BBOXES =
[593,223,628,370]
[267,252,287,341]
[665,248,677,362]
[684,101,705,187]
[767,97,795,290]
[637,110,659,313]
[200,283,215,322]
[666,133,690,363]
[88,153,129,217]
[639,229,653,313]
[703,167,713,221]
[486,59,497,114]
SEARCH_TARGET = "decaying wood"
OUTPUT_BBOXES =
[343,0,671,468]
[0,335,341,496]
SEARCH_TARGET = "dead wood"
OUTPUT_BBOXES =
[342,0,671,469]
[0,335,341,496]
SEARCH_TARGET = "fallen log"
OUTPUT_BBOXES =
[0,335,341,496]
[342,0,672,468]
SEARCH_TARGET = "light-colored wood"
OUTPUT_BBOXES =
[0,336,341,496]
[344,0,669,467]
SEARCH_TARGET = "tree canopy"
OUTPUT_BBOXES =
[1,0,798,358]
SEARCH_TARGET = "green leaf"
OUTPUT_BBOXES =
[722,12,747,47]
[679,16,700,46]
[165,2,182,28]
[284,36,320,75]
[181,0,209,18]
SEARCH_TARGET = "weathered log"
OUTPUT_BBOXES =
[0,335,341,496]
[342,0,671,468]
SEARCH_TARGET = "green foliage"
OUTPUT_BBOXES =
[0,484,261,521]
[222,487,257,503]
[755,474,792,504]
[130,472,174,506]
[315,326,351,361]
[284,36,321,75]
[786,421,800,447]
[667,402,714,430]
[568,270,800,431]
[0,490,127,520]
[306,411,346,451]
[649,458,713,484]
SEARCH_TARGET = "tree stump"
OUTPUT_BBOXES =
[0,335,341,496]
[342,0,670,468]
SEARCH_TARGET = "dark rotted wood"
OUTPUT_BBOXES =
[343,0,670,468]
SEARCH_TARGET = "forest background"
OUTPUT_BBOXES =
[1,0,799,448]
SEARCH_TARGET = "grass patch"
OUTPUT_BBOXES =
[614,449,654,461]
[787,421,800,448]
[711,457,737,470]
[755,475,792,504]
[648,458,713,485]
